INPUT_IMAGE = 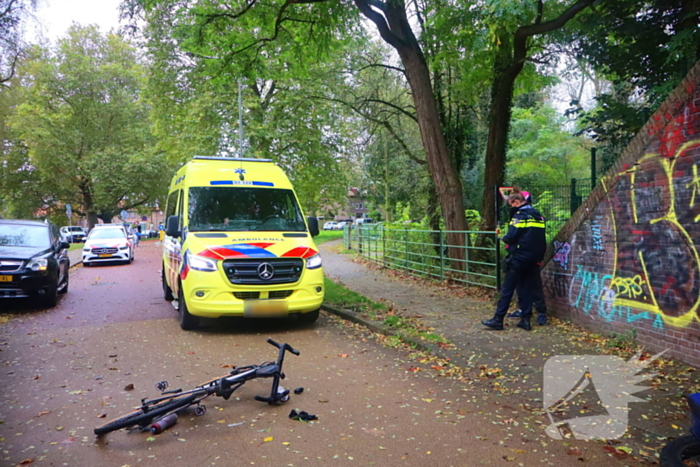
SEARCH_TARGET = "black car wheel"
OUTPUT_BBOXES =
[58,270,69,294]
[42,280,58,308]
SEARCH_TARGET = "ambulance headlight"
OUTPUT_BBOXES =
[186,251,218,272]
[306,253,322,270]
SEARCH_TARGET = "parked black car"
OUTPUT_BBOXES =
[0,219,70,307]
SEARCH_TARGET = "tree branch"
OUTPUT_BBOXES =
[353,0,405,49]
[357,62,406,76]
[365,98,417,122]
[512,0,594,70]
[516,0,594,39]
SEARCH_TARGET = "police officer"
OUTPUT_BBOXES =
[507,190,547,326]
[482,189,546,331]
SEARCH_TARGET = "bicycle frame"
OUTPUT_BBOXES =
[140,339,298,416]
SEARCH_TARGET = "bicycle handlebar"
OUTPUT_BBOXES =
[267,338,300,356]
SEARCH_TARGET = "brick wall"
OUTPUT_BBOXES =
[542,62,700,367]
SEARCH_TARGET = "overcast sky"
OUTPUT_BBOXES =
[31,0,122,42]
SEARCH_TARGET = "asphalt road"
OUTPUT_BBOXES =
[0,242,654,466]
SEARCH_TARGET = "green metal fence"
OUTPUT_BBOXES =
[498,179,593,228]
[344,224,499,289]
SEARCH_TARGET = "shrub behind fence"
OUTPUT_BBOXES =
[344,224,499,289]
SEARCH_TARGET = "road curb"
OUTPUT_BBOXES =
[320,304,463,363]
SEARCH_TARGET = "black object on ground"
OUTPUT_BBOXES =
[289,409,317,422]
[294,387,304,394]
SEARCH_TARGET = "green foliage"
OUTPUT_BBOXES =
[3,26,173,224]
[507,104,590,187]
[567,0,700,169]
[605,329,639,352]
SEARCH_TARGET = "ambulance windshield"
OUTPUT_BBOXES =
[187,187,307,232]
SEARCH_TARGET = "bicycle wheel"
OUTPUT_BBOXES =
[94,393,197,436]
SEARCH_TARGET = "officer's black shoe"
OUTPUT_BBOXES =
[537,314,547,326]
[517,318,532,331]
[481,318,504,330]
[507,310,523,318]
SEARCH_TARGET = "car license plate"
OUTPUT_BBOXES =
[0,275,12,282]
[99,254,112,258]
[244,300,288,318]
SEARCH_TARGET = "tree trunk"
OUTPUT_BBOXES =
[355,0,467,265]
[479,0,595,237]
[481,32,522,234]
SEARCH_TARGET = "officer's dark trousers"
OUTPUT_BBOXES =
[517,266,546,314]
[495,262,540,321]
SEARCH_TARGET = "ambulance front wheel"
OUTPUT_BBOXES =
[178,284,199,331]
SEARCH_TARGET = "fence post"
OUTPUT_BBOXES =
[495,231,501,290]
[405,227,409,269]
[465,231,470,280]
[439,230,444,280]
[570,178,579,215]
[382,225,386,267]
[591,147,597,189]
[358,226,363,256]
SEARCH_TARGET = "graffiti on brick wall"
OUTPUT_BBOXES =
[561,127,700,329]
[552,241,571,270]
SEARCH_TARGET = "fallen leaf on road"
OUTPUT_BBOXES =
[124,384,134,391]
[567,447,582,456]
[338,354,348,358]
[36,411,51,417]
[96,413,106,418]
[264,436,273,442]
[19,459,33,465]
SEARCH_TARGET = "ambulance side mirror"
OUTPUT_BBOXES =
[165,215,181,238]
[306,217,319,237]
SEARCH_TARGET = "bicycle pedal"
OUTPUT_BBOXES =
[155,381,169,392]
[194,405,206,416]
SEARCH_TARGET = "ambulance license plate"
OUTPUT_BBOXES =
[244,300,288,318]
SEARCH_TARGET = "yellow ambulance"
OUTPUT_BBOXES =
[161,156,324,330]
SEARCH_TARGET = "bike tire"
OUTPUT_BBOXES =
[94,393,197,436]
[660,435,700,467]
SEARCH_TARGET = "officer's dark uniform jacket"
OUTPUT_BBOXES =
[501,205,546,269]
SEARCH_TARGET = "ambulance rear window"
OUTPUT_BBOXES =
[188,187,306,232]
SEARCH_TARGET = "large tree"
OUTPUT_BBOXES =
[0,0,36,85]
[478,0,595,233]
[7,25,172,227]
[125,0,469,261]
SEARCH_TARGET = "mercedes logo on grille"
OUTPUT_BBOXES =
[257,262,275,280]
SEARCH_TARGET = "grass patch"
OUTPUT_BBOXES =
[324,277,452,348]
[315,230,344,245]
[68,243,83,252]
[323,277,387,320]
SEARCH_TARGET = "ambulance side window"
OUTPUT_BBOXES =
[177,190,185,229]
[165,190,179,220]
